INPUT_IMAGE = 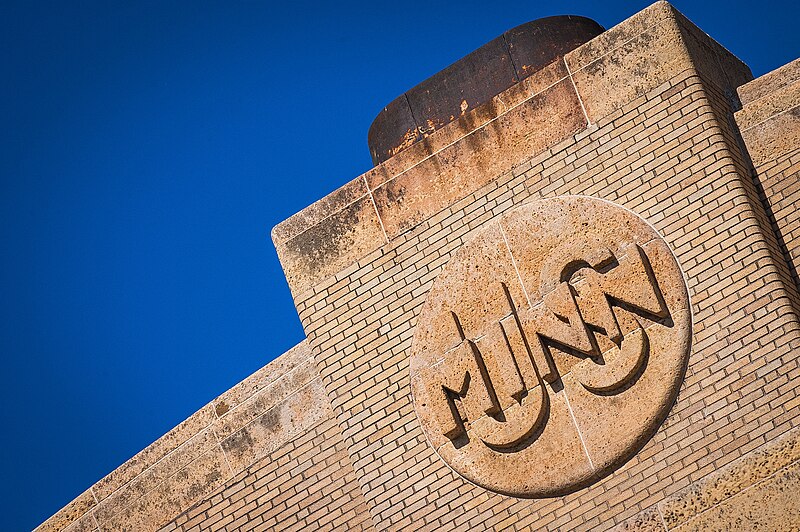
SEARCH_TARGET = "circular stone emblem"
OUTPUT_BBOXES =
[410,196,691,497]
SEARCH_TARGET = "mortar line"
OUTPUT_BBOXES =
[562,385,595,471]
[502,33,522,84]
[364,175,390,244]
[564,56,591,127]
[211,424,236,477]
[499,221,532,308]
[657,503,669,531]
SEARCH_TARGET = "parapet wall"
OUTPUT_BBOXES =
[736,58,800,283]
[36,342,371,532]
[39,3,800,531]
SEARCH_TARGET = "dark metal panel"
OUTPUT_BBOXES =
[368,95,420,167]
[505,16,605,79]
[404,35,518,137]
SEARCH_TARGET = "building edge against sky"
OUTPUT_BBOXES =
[38,2,800,530]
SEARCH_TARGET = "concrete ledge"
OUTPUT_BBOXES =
[736,61,800,167]
[35,341,330,532]
[615,426,800,530]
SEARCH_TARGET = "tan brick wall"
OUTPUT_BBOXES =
[162,414,373,532]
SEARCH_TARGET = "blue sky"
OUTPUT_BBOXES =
[1,1,796,529]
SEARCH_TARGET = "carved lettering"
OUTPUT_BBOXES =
[420,243,672,443]
[410,197,691,498]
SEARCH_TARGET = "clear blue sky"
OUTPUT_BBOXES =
[1,1,796,529]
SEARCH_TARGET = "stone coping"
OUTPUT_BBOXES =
[272,1,750,301]
[735,59,800,167]
[35,341,327,532]
[736,59,800,132]
[738,57,800,106]
[614,425,800,530]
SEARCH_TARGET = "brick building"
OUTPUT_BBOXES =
[38,2,800,530]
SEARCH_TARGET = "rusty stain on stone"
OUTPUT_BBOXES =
[368,16,604,165]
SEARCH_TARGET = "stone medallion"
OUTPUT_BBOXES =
[409,196,691,497]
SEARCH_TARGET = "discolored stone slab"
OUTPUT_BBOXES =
[98,445,230,532]
[672,459,800,532]
[410,196,691,497]
[739,105,800,166]
[276,195,387,297]
[271,178,368,245]
[565,2,675,72]
[211,341,311,417]
[366,58,574,194]
[659,427,800,528]
[221,378,329,473]
[373,78,585,239]
[93,404,216,501]
[93,428,218,525]
[213,354,318,440]
[567,5,693,124]
[736,81,800,131]
[368,16,602,165]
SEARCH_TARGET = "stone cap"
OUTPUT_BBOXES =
[738,57,800,106]
[735,57,800,166]
[367,16,604,165]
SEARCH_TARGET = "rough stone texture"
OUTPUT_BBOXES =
[738,57,800,105]
[36,341,372,532]
[39,3,800,531]
[36,490,97,532]
[612,507,666,532]
[617,427,800,531]
[410,197,691,497]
